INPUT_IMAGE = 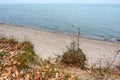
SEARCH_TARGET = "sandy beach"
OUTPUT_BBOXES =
[0,24,120,67]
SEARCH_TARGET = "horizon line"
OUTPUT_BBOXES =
[0,3,120,4]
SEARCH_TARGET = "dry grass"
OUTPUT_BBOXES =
[0,38,78,80]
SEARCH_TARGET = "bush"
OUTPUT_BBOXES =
[61,48,86,69]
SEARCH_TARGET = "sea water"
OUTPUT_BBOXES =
[0,4,120,41]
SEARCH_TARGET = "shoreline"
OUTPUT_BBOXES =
[0,23,120,67]
[0,23,118,44]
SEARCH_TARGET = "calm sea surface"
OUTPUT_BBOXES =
[0,4,120,41]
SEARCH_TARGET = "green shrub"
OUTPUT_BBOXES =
[22,41,34,54]
[16,52,29,71]
[16,41,36,71]
[61,48,86,69]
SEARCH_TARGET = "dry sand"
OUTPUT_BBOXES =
[0,24,120,67]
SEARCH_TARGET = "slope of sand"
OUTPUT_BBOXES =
[0,24,120,67]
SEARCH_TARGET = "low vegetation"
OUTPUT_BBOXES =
[0,37,120,80]
[0,38,77,80]
[61,48,86,69]
[86,61,120,80]
[60,38,86,69]
[60,36,120,79]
